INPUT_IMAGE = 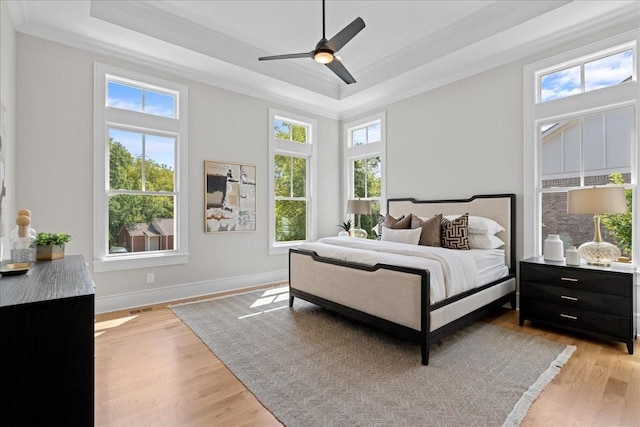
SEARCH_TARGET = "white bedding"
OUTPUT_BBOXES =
[297,237,507,303]
[299,237,508,303]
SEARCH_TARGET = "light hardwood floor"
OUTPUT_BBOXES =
[95,289,640,427]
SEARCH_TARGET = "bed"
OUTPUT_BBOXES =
[288,193,516,365]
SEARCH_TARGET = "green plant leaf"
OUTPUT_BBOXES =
[35,232,72,246]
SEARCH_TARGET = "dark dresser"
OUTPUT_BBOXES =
[519,256,636,354]
[0,255,95,426]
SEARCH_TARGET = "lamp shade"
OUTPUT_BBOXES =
[347,199,372,215]
[567,187,627,215]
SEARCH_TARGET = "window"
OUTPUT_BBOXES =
[539,107,634,257]
[107,81,176,118]
[343,112,386,237]
[524,34,637,264]
[268,108,317,254]
[94,63,188,271]
[539,48,633,103]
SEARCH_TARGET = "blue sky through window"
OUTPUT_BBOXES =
[540,49,633,102]
[107,81,175,118]
[274,119,290,140]
[352,122,380,146]
[585,50,633,91]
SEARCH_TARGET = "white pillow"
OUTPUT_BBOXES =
[381,227,421,245]
[468,234,505,249]
[444,215,504,235]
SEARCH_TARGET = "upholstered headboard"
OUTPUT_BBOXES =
[387,194,516,271]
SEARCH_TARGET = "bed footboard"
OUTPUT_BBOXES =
[289,248,432,364]
[289,248,516,365]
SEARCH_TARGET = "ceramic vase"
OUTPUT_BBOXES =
[543,234,564,261]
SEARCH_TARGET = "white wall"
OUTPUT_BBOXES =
[385,62,523,200]
[14,34,340,312]
[0,0,17,256]
[370,61,524,265]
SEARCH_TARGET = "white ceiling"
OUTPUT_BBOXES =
[6,0,640,119]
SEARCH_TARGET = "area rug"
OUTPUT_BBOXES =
[171,286,575,427]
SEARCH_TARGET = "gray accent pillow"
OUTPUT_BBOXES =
[386,213,412,229]
[377,213,412,240]
[411,214,442,247]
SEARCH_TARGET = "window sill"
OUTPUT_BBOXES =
[269,242,303,256]
[93,252,189,272]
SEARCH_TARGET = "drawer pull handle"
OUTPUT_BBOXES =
[561,295,578,301]
[561,277,579,282]
[560,314,578,320]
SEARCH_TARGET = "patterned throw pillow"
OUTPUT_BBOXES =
[441,213,470,250]
[411,214,442,247]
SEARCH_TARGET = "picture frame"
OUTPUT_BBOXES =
[204,160,256,233]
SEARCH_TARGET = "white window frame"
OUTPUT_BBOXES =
[268,108,317,255]
[537,45,634,103]
[93,63,189,272]
[343,112,387,217]
[524,32,638,266]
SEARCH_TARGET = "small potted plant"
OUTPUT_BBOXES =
[35,232,72,261]
[337,219,353,237]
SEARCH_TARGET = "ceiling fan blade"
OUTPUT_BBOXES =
[325,17,365,52]
[259,52,313,61]
[325,58,356,84]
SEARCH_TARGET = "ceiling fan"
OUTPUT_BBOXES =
[258,0,365,84]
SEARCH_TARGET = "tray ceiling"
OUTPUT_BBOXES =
[6,0,639,118]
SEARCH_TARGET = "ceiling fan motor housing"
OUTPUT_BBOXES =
[314,40,334,64]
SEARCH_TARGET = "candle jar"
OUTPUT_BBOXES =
[566,246,580,266]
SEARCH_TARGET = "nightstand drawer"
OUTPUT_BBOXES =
[520,264,631,297]
[520,282,630,318]
[523,299,631,338]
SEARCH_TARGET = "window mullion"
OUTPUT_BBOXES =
[141,134,146,191]
[364,158,369,198]
[289,156,294,198]
[580,118,585,187]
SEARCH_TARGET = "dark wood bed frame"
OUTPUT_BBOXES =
[288,193,517,365]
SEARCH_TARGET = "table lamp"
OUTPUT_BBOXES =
[567,186,627,266]
[347,199,372,238]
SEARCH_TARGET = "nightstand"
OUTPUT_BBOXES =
[519,257,637,354]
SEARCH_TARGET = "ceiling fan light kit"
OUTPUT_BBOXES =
[314,50,334,64]
[258,0,365,84]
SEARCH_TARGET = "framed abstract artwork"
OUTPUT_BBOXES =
[204,160,256,233]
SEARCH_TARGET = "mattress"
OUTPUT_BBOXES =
[296,237,509,303]
[467,248,509,285]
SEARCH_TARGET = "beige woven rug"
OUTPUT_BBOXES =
[171,286,575,427]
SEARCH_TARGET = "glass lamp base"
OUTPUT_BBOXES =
[352,228,368,239]
[578,241,621,267]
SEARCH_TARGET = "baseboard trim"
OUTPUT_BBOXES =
[95,269,288,314]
